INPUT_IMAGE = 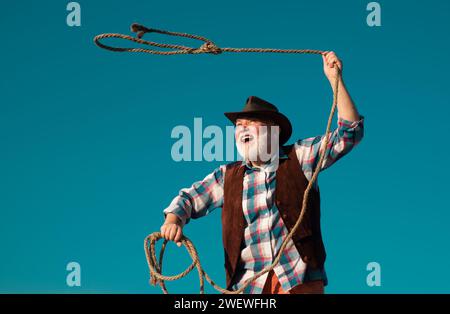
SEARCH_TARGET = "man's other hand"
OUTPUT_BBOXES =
[160,220,183,247]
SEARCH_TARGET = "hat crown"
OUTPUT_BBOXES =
[243,96,279,113]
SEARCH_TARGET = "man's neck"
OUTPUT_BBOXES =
[249,157,272,168]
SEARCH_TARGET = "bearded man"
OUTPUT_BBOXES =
[160,51,365,294]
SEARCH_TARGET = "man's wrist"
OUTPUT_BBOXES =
[329,76,345,90]
[165,213,183,226]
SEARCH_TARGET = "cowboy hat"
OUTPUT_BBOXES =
[224,96,292,145]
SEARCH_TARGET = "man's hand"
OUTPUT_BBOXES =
[161,214,184,247]
[322,51,343,85]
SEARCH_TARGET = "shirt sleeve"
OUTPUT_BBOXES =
[295,114,365,184]
[162,165,226,226]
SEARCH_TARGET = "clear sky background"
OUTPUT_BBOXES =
[1,0,449,293]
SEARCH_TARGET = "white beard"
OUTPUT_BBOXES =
[235,125,280,163]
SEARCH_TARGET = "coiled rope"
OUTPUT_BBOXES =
[94,23,341,294]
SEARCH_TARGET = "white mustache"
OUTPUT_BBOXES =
[239,132,255,143]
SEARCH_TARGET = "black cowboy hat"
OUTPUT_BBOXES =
[224,96,292,145]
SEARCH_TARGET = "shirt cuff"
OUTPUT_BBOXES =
[163,205,189,227]
[337,114,365,128]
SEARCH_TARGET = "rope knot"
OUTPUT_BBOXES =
[150,276,157,286]
[131,23,153,39]
[198,42,222,54]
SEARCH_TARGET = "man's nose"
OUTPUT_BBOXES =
[236,125,247,132]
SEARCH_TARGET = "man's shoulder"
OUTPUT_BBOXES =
[225,160,242,166]
[281,143,296,153]
[223,160,242,170]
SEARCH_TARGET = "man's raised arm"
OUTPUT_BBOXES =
[294,52,365,185]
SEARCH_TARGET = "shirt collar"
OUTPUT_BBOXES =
[240,145,289,173]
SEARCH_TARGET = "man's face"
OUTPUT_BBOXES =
[235,117,280,163]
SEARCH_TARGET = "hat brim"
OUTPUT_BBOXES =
[224,110,292,145]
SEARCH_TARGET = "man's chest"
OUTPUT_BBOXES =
[242,170,278,221]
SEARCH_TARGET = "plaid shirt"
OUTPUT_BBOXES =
[163,114,365,294]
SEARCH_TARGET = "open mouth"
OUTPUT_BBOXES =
[240,133,254,143]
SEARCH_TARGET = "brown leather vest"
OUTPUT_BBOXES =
[221,144,326,290]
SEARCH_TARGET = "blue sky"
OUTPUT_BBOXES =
[1,0,449,293]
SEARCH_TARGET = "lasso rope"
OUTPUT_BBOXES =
[94,23,340,294]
